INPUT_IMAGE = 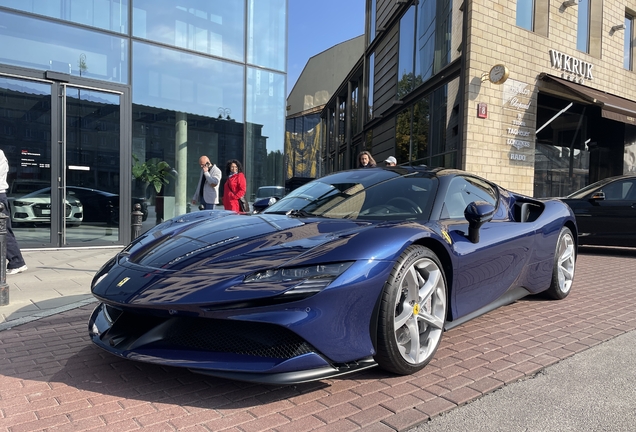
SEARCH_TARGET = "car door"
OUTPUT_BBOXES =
[438,176,536,319]
[578,178,636,246]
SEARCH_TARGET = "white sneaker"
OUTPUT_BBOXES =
[7,265,27,275]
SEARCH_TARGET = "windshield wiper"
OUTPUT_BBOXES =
[286,209,314,218]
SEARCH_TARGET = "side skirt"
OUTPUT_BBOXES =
[444,287,530,331]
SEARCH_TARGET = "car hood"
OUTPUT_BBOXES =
[92,212,384,306]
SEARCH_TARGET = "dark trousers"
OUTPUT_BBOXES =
[200,196,215,210]
[0,193,26,269]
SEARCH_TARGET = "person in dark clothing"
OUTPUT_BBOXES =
[0,149,27,274]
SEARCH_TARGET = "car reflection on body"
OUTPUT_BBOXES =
[11,188,83,227]
[560,174,636,247]
[10,186,148,228]
[89,166,577,384]
[252,185,285,213]
[63,186,148,226]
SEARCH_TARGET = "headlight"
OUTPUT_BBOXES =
[244,262,354,296]
[13,201,33,206]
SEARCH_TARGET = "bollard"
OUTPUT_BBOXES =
[131,203,143,241]
[0,202,9,306]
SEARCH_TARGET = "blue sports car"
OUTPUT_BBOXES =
[89,167,577,384]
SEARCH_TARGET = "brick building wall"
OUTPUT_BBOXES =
[463,0,636,195]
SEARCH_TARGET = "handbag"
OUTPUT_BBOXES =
[238,196,250,213]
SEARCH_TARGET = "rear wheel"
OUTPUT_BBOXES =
[543,226,576,300]
[375,245,447,375]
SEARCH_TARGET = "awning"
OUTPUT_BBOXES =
[538,73,636,125]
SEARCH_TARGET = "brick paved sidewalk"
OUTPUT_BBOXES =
[1,250,635,432]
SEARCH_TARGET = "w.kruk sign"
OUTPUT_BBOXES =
[549,49,594,80]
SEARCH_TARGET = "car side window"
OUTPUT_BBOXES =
[601,180,635,200]
[441,176,498,219]
[627,181,636,200]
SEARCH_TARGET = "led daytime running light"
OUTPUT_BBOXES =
[244,262,353,284]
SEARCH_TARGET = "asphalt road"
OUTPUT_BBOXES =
[408,329,636,432]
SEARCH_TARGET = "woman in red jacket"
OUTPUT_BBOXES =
[222,159,247,212]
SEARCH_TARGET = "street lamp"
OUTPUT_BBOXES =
[218,107,231,120]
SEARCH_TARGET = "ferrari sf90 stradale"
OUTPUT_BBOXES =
[89,167,577,384]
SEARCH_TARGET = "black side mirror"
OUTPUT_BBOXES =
[464,201,496,243]
[590,191,605,200]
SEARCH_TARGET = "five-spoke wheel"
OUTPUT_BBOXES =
[544,226,576,300]
[375,245,447,375]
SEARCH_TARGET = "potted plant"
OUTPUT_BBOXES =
[132,155,174,196]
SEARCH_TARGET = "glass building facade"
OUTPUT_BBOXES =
[0,0,286,248]
[320,0,461,174]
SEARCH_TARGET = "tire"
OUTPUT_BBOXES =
[543,226,576,300]
[375,245,447,375]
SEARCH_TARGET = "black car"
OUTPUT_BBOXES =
[252,185,286,213]
[561,174,636,247]
[65,187,148,226]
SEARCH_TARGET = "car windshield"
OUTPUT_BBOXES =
[256,186,284,199]
[263,169,437,221]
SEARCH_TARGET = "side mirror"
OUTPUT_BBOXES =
[464,201,496,243]
[590,191,605,200]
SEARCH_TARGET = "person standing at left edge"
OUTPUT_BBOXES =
[0,149,27,274]
[191,155,222,210]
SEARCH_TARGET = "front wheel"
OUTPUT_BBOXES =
[543,226,576,300]
[375,245,447,375]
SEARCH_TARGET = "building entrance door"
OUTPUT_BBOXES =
[1,72,130,248]
[60,84,123,247]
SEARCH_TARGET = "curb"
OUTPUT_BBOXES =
[0,297,97,332]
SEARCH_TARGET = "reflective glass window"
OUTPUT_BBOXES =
[395,77,459,168]
[133,41,243,119]
[0,0,128,33]
[132,41,244,227]
[0,77,52,247]
[247,0,286,72]
[0,10,128,83]
[246,67,286,197]
[132,0,245,62]
[534,93,590,198]
[338,99,346,148]
[368,0,377,44]
[398,6,416,97]
[328,108,336,152]
[415,0,452,83]
[576,0,590,53]
[367,52,375,120]
[516,0,534,30]
[285,114,321,179]
[351,82,359,135]
[624,15,633,70]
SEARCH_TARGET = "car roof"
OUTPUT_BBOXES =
[566,173,636,198]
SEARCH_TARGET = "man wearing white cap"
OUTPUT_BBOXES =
[384,156,397,166]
